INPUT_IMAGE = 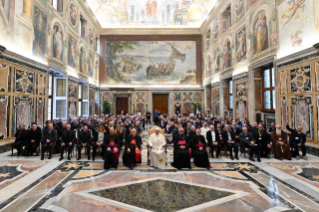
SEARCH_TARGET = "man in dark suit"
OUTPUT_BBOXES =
[12,124,29,157]
[60,124,76,161]
[159,116,166,129]
[239,127,260,162]
[206,125,221,158]
[77,125,92,160]
[286,122,307,160]
[253,124,271,158]
[222,125,239,160]
[231,122,242,151]
[26,123,42,156]
[41,123,57,160]
[267,122,276,135]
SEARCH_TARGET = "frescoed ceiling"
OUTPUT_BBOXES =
[87,0,218,28]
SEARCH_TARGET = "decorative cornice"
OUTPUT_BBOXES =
[249,53,276,70]
[276,47,319,68]
[0,49,48,73]
[211,82,219,88]
[100,28,202,35]
[232,72,248,81]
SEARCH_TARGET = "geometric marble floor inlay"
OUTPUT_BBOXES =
[86,178,243,212]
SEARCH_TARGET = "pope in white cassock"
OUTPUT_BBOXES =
[149,128,167,168]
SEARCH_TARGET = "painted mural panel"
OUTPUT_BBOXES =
[223,39,231,69]
[52,24,64,61]
[105,41,197,85]
[12,97,34,134]
[235,81,247,98]
[235,27,247,63]
[206,55,212,77]
[281,97,288,130]
[88,53,94,78]
[95,59,99,80]
[234,0,245,23]
[0,95,10,138]
[69,2,78,28]
[212,48,222,74]
[315,0,319,39]
[278,0,316,58]
[80,47,87,74]
[68,35,77,69]
[89,27,94,47]
[291,96,314,139]
[252,10,268,56]
[212,18,219,42]
[32,6,47,60]
[0,64,11,92]
[68,81,77,99]
[290,65,311,93]
[14,69,34,94]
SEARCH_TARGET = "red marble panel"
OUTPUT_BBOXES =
[17,102,31,128]
[0,97,8,137]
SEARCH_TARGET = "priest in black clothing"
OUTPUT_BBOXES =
[222,125,239,160]
[12,124,28,157]
[171,128,191,169]
[60,124,76,161]
[26,123,42,156]
[77,125,92,160]
[123,128,142,169]
[206,125,221,158]
[41,123,57,160]
[253,124,271,158]
[192,128,210,169]
[104,127,120,169]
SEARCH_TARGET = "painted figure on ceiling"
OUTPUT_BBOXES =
[254,12,268,56]
[281,0,305,27]
[234,0,244,17]
[146,0,158,20]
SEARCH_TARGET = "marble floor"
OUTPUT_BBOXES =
[1,148,319,212]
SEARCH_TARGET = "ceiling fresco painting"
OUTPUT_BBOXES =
[87,0,217,28]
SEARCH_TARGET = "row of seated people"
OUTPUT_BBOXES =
[11,120,307,169]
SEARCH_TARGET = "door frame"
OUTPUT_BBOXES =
[150,91,172,119]
[112,94,131,115]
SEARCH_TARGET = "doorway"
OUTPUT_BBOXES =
[152,94,168,121]
[116,97,128,115]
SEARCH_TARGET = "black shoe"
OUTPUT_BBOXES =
[92,158,95,161]
[59,157,64,161]
[211,155,215,158]
[257,158,261,162]
[249,156,255,162]
[235,157,239,160]
[278,157,283,161]
[114,165,118,169]
[68,156,71,160]
[77,157,81,160]
[189,167,192,170]
[130,165,133,170]
[48,155,52,159]
[88,157,91,160]
[230,156,234,160]
[41,155,44,160]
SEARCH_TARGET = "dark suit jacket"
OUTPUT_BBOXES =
[14,129,29,143]
[42,129,57,144]
[206,129,220,146]
[28,127,42,145]
[286,125,306,145]
[252,130,270,145]
[222,131,236,144]
[239,132,255,145]
[61,130,76,145]
[79,130,92,145]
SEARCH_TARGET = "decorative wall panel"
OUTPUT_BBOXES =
[254,80,262,111]
[291,96,313,139]
[280,71,287,94]
[0,95,10,138]
[316,62,319,91]
[36,97,45,128]
[264,114,275,129]
[12,96,34,135]
[89,102,95,116]
[290,66,311,93]
[236,100,247,123]
[0,64,11,92]
[235,81,246,98]
[206,87,211,110]
[14,69,34,94]
[68,81,77,99]
[183,92,193,102]
[36,74,46,95]
[281,97,288,130]
[68,101,77,120]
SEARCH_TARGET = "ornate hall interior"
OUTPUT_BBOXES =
[1,0,319,211]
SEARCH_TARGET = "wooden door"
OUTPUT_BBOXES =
[116,97,128,115]
[153,94,168,120]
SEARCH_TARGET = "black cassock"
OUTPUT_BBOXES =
[192,135,210,168]
[123,134,142,167]
[104,134,120,169]
[171,134,191,169]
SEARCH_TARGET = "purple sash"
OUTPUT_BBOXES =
[178,141,191,157]
[109,141,119,163]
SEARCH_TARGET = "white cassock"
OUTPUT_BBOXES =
[149,133,166,168]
